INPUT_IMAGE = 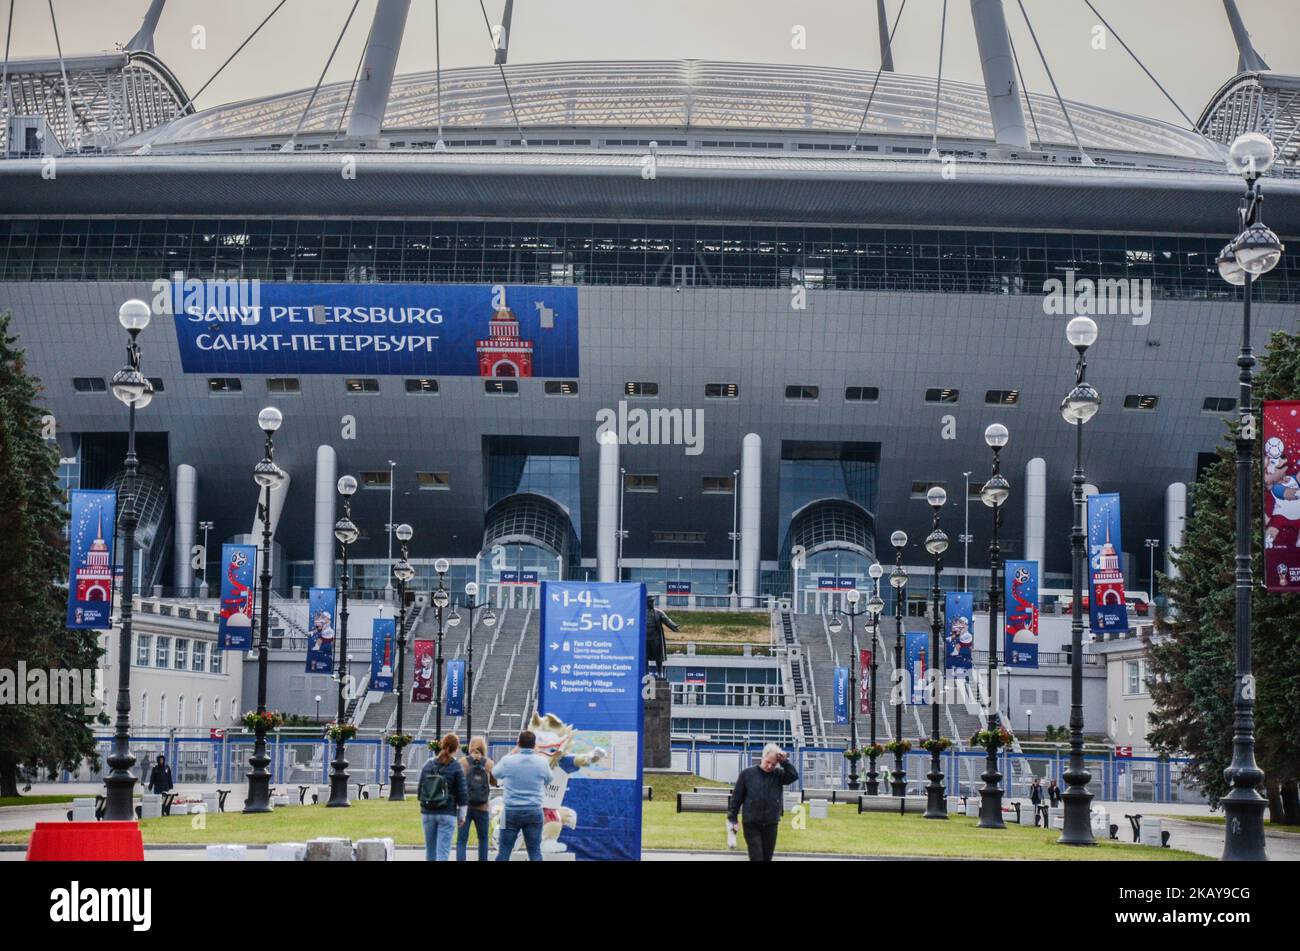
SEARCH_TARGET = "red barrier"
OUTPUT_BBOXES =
[26,821,145,861]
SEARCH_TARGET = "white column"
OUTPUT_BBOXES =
[597,430,620,582]
[346,0,412,140]
[314,445,338,588]
[172,463,197,594]
[1165,482,1187,579]
[1024,457,1046,565]
[739,433,762,605]
[970,0,1030,148]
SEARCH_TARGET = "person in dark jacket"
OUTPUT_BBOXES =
[146,755,174,794]
[1030,777,1045,826]
[1047,779,1061,808]
[726,744,799,861]
[418,734,468,861]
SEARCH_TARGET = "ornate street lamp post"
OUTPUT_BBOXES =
[102,299,155,821]
[864,564,885,794]
[432,559,451,737]
[978,423,1010,829]
[1059,315,1101,845]
[326,474,359,808]
[388,523,415,801]
[923,486,950,819]
[1216,132,1284,861]
[829,586,867,790]
[888,531,908,804]
[452,582,497,743]
[244,406,285,813]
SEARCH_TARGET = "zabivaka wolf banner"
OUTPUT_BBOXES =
[304,587,337,674]
[1263,401,1300,592]
[536,581,645,862]
[217,544,257,650]
[944,592,974,670]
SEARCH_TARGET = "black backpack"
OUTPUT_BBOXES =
[467,758,490,806]
[418,762,454,811]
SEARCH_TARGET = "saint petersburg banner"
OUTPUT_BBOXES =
[369,617,396,692]
[67,489,116,630]
[1087,493,1129,634]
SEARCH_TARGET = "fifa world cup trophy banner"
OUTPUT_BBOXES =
[510,581,644,861]
[1263,400,1300,591]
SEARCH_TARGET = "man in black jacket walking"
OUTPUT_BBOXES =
[727,744,799,861]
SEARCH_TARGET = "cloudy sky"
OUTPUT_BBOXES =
[5,1,1299,129]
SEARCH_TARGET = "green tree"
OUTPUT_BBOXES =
[0,311,105,797]
[1147,330,1300,824]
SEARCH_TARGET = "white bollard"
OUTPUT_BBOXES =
[267,842,308,861]
[1138,817,1163,847]
[205,844,247,861]
[201,792,219,814]
[965,800,979,819]
[71,797,96,821]
[809,799,829,819]
[140,794,163,819]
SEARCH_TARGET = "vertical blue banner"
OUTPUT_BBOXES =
[370,617,396,691]
[305,587,337,674]
[67,489,116,630]
[1087,493,1130,634]
[944,592,974,670]
[217,543,257,650]
[833,667,849,724]
[445,659,465,717]
[1004,560,1040,669]
[905,631,928,705]
[538,581,645,862]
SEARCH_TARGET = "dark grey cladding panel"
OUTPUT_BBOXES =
[0,281,1290,577]
[2,159,1297,235]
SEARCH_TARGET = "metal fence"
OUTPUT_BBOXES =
[59,733,1201,804]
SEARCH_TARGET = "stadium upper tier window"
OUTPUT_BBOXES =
[4,219,1291,303]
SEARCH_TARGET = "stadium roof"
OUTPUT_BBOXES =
[125,59,1224,164]
[1198,71,1300,176]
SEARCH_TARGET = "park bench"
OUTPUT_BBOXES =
[217,789,231,812]
[298,785,312,805]
[800,788,837,802]
[677,791,732,813]
[858,796,928,814]
[692,786,732,796]
[832,789,869,805]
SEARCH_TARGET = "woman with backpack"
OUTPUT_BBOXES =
[456,736,496,862]
[418,733,468,861]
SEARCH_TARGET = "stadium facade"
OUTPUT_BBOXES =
[2,0,1299,624]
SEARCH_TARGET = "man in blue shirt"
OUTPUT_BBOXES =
[492,730,554,861]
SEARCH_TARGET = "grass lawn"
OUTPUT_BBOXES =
[0,772,1203,859]
[664,611,769,647]
[0,795,76,808]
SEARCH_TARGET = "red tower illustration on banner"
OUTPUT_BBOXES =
[1092,523,1126,607]
[75,508,113,602]
[476,306,534,378]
